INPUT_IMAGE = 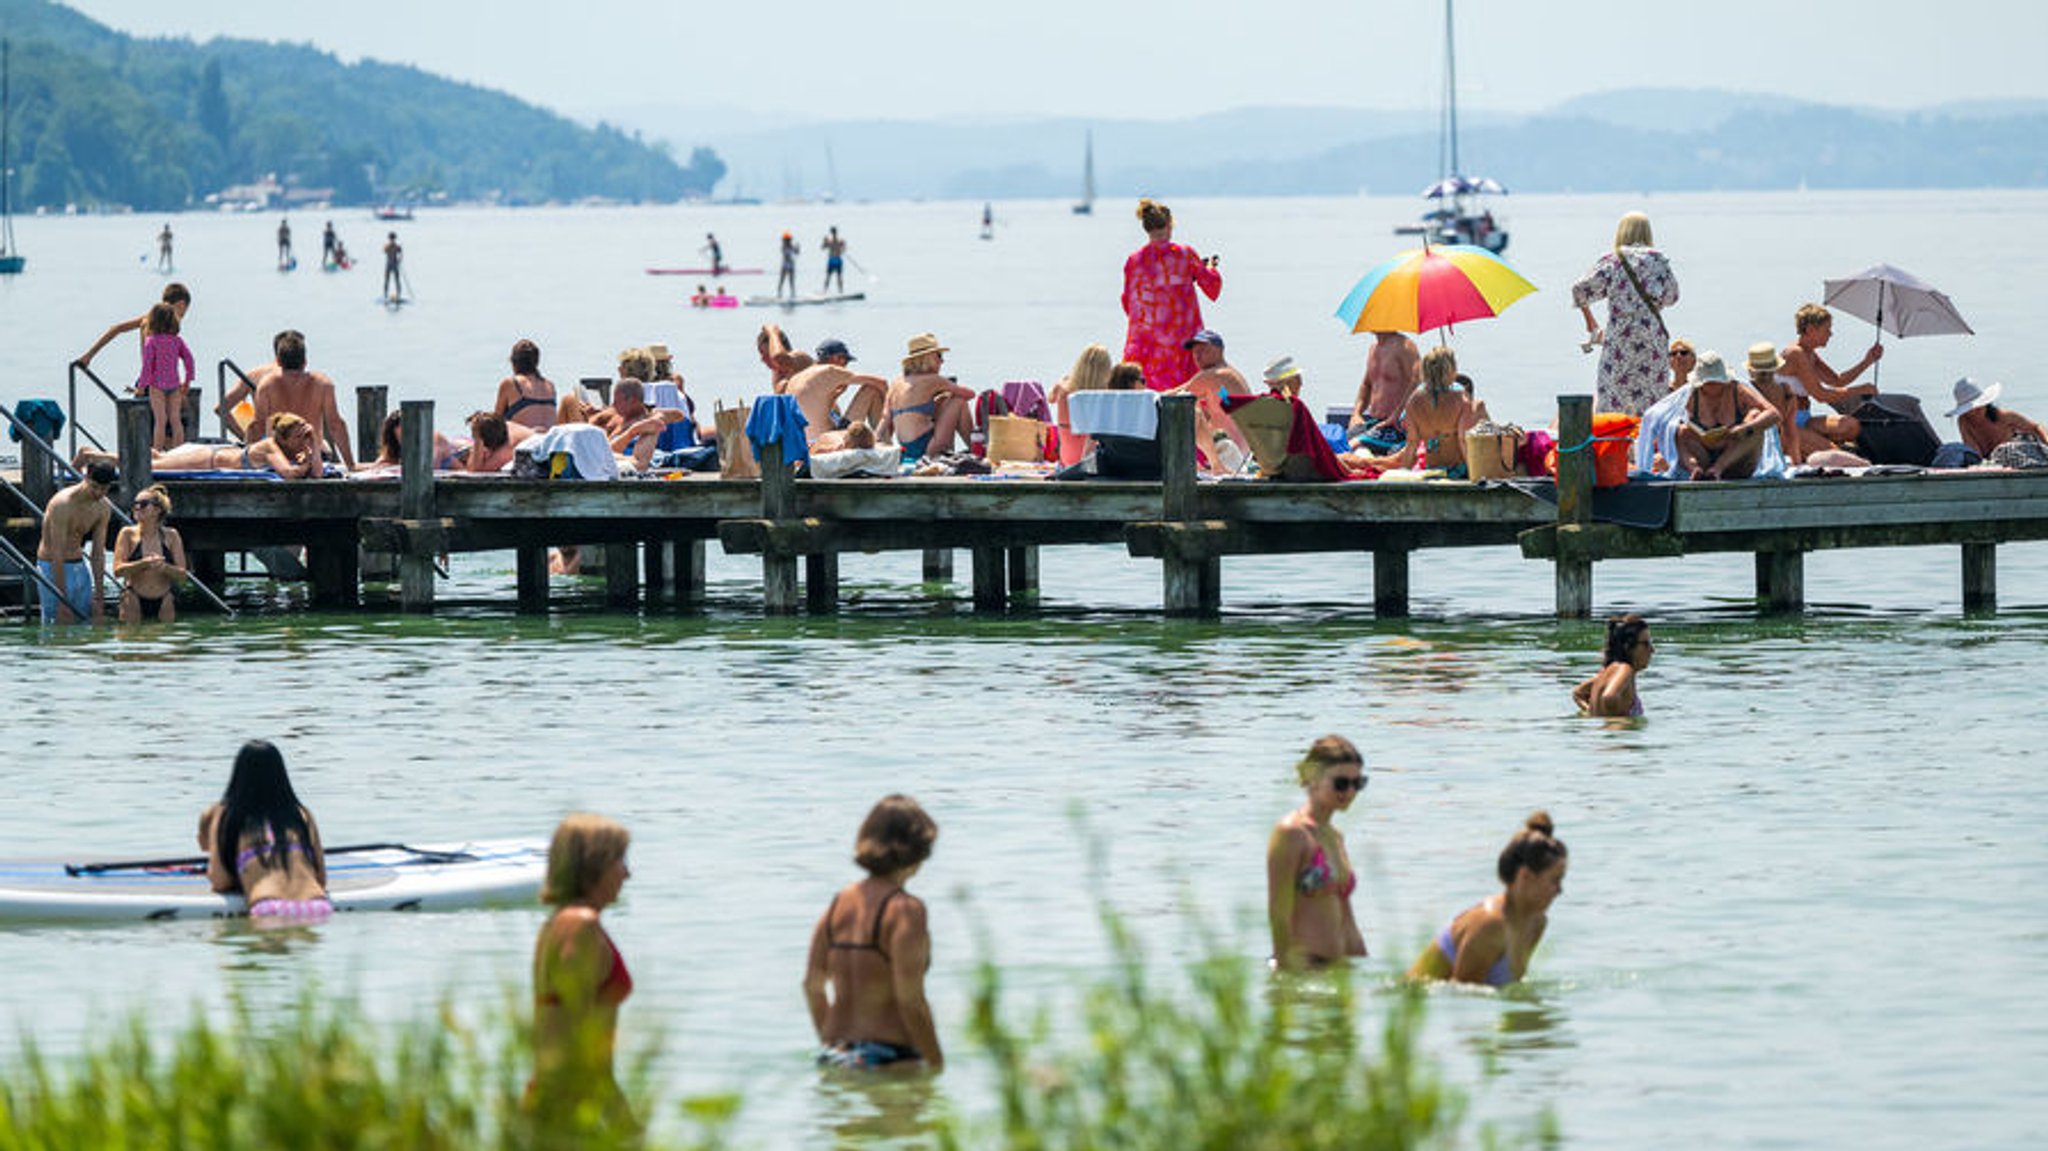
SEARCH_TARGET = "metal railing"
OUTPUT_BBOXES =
[65,360,124,458]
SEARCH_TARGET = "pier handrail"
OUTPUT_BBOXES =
[64,360,124,458]
[0,532,88,619]
[216,357,258,440]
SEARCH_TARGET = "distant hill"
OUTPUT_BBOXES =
[588,90,2048,201]
[0,0,725,210]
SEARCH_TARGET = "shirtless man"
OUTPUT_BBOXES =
[595,378,689,471]
[785,338,889,444]
[34,462,116,624]
[1351,346,1489,477]
[250,331,355,468]
[702,232,726,276]
[464,411,534,473]
[759,324,813,392]
[820,226,848,294]
[1166,329,1252,460]
[1347,331,1420,449]
[381,232,403,302]
[1778,303,1880,463]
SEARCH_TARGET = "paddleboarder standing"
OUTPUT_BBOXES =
[821,226,847,294]
[321,220,337,267]
[382,232,403,302]
[777,231,800,300]
[276,218,293,270]
[702,232,726,276]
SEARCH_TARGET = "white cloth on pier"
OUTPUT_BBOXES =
[1066,392,1158,439]
[517,422,618,480]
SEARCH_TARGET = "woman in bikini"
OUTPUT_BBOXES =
[1671,350,1779,480]
[1572,613,1653,718]
[1410,812,1568,988]
[529,812,638,1137]
[113,484,186,623]
[1265,735,1370,970]
[804,795,943,1072]
[76,413,324,478]
[492,338,558,431]
[1349,346,1488,477]
[881,333,975,462]
[197,739,329,920]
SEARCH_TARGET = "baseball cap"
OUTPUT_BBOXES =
[1182,329,1224,350]
[815,338,854,362]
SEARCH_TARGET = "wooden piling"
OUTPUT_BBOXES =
[759,441,798,614]
[1755,549,1804,613]
[603,543,638,607]
[922,548,954,583]
[1157,394,1218,616]
[971,546,1007,609]
[805,552,839,612]
[1373,546,1411,617]
[516,547,549,613]
[1962,541,1996,613]
[116,398,153,506]
[1553,395,1594,618]
[1006,546,1039,600]
[397,400,436,611]
[356,386,388,470]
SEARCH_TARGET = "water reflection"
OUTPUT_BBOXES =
[210,916,327,967]
[809,1067,939,1149]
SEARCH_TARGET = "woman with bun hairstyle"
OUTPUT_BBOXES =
[1410,813,1568,987]
[1265,735,1370,970]
[1120,199,1222,393]
[1572,613,1653,718]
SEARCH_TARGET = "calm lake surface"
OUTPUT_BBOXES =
[2,192,2045,1148]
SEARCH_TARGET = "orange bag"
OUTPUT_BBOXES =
[1544,413,1638,488]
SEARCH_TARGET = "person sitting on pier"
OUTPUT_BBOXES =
[1670,351,1781,480]
[1048,343,1115,466]
[1948,378,2048,464]
[112,483,187,623]
[593,374,692,472]
[1778,303,1878,462]
[787,338,889,445]
[361,411,460,474]
[1346,346,1489,478]
[75,412,327,479]
[647,342,715,446]
[1347,330,1420,450]
[251,330,356,469]
[465,411,534,473]
[1164,329,1252,469]
[493,338,558,432]
[760,324,813,392]
[881,333,977,461]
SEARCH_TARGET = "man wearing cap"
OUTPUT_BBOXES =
[1346,331,1419,451]
[1949,378,2046,460]
[36,462,116,624]
[785,338,889,444]
[1672,351,1780,481]
[1167,330,1251,460]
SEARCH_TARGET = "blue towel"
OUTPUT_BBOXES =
[10,399,65,445]
[745,395,809,466]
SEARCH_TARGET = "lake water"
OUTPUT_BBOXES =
[2,192,2045,1148]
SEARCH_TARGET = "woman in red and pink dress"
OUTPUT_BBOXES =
[1120,199,1222,392]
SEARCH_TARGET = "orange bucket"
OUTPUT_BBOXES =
[1545,413,1639,488]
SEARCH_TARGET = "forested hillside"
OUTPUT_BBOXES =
[0,0,724,210]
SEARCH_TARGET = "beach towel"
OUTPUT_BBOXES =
[8,399,64,445]
[1067,392,1158,440]
[518,422,618,481]
[1001,380,1052,423]
[745,394,810,466]
[1224,394,1348,481]
[808,444,902,479]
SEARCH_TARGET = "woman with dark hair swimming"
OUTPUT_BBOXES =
[1410,812,1569,987]
[1573,613,1653,718]
[804,795,942,1072]
[197,740,329,919]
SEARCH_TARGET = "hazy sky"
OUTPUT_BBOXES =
[57,0,2048,123]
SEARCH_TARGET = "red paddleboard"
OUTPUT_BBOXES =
[646,267,764,276]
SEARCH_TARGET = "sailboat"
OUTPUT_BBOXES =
[1071,130,1095,216]
[0,39,25,276]
[1394,0,1508,254]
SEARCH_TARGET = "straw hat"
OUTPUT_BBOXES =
[902,332,949,366]
[647,342,671,362]
[1688,351,1734,386]
[1945,377,2002,418]
[1746,342,1782,374]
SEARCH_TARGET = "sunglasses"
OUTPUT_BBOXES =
[132,499,160,510]
[1329,774,1368,794]
[1669,350,1694,358]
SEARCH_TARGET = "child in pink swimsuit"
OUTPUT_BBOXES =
[138,301,195,450]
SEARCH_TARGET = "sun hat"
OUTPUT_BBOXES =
[1262,356,1301,384]
[1182,329,1224,350]
[902,332,949,366]
[1746,342,1782,374]
[1688,351,1734,386]
[815,338,854,362]
[1945,377,2002,418]
[646,342,671,362]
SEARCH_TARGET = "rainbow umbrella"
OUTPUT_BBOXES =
[1335,243,1537,337]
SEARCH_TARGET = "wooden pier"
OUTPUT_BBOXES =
[12,393,2048,619]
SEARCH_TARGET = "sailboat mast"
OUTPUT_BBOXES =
[1443,0,1460,179]
[2,38,16,258]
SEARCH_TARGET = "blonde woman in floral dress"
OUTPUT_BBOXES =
[1572,211,1678,415]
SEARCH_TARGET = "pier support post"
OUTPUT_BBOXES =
[759,441,799,615]
[1962,541,1997,614]
[1006,546,1039,601]
[666,541,706,607]
[1373,546,1411,617]
[922,549,954,583]
[603,543,638,607]
[355,386,388,471]
[971,547,1007,609]
[1157,395,1218,616]
[806,552,840,612]
[306,537,360,608]
[1553,395,1594,618]
[516,546,549,613]
[397,400,436,612]
[1755,549,1804,613]
[116,398,153,506]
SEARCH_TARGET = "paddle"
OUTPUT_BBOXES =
[65,842,478,876]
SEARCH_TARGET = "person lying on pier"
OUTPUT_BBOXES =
[1948,378,2048,464]
[74,413,326,479]
[1670,351,1781,481]
[881,333,977,461]
[251,330,356,469]
[360,411,460,474]
[591,377,690,472]
[787,338,888,445]
[113,484,187,623]
[464,411,535,473]
[1344,346,1489,478]
[1777,304,1877,463]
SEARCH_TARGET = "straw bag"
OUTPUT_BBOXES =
[715,402,758,479]
[987,414,1047,463]
[1463,421,1521,481]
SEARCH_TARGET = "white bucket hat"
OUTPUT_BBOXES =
[1945,377,2002,418]
[1687,351,1734,386]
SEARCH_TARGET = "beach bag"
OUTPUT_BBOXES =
[1987,433,2048,470]
[715,402,758,479]
[1519,430,1556,477]
[987,414,1047,463]
[1463,421,1522,481]
[1850,394,1941,466]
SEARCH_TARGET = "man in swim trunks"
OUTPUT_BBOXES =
[1347,331,1419,450]
[1166,330,1252,465]
[250,330,355,469]
[702,232,725,276]
[820,226,847,294]
[35,461,116,624]
[786,339,889,445]
[381,232,403,302]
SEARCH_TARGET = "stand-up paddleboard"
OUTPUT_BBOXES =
[647,267,763,276]
[0,839,545,923]
[743,292,866,308]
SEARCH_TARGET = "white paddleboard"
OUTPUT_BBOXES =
[0,839,545,923]
[743,291,866,308]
